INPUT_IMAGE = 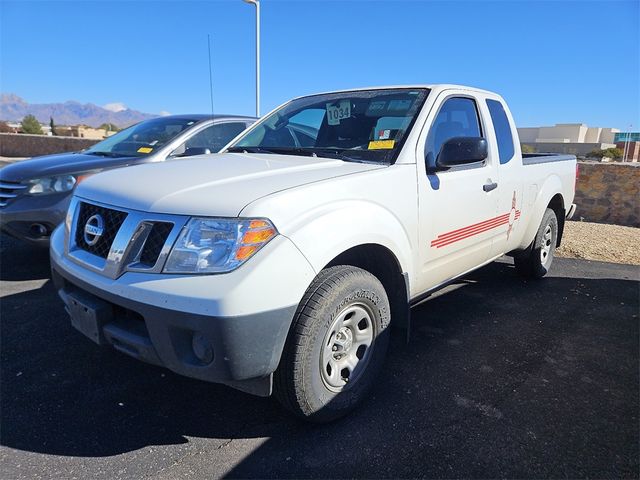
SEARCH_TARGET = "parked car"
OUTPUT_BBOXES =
[0,114,255,245]
[50,85,577,422]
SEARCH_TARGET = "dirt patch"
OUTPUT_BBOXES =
[557,221,640,265]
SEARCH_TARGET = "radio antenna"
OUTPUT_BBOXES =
[207,34,215,119]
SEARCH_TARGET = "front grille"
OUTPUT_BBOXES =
[75,202,128,258]
[0,181,28,208]
[139,222,173,266]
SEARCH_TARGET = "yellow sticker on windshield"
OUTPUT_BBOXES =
[137,147,153,153]
[368,140,395,150]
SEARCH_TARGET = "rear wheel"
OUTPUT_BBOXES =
[514,208,558,279]
[274,265,390,423]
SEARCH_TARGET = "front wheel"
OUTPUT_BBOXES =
[274,265,390,423]
[514,208,558,279]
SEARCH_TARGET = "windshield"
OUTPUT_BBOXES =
[228,88,429,164]
[84,117,201,157]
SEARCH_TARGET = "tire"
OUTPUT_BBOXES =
[514,208,558,279]
[274,265,391,423]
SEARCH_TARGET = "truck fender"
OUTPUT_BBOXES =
[281,200,415,284]
[516,174,564,251]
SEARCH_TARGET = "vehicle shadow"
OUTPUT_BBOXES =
[0,259,638,478]
[0,234,51,282]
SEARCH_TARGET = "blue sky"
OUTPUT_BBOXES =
[1,0,638,128]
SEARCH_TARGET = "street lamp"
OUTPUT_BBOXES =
[243,0,260,117]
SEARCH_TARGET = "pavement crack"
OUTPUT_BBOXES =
[215,438,234,450]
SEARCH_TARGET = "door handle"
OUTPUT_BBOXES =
[483,182,498,192]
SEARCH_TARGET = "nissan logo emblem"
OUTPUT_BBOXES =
[83,214,104,246]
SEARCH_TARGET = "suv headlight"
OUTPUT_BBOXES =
[164,217,277,274]
[27,173,93,195]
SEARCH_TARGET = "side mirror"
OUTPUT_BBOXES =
[182,147,212,157]
[436,137,488,170]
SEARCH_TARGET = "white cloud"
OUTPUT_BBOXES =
[103,102,127,112]
[159,110,171,116]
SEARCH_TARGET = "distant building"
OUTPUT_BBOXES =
[2,120,115,139]
[614,132,640,143]
[517,123,618,144]
[613,132,640,162]
[53,125,114,139]
[517,123,619,159]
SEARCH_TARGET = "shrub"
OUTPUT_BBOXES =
[587,148,623,160]
[20,114,43,134]
[521,144,536,154]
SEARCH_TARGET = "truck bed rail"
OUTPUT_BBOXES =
[522,153,576,165]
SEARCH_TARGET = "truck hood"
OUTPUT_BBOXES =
[75,152,385,217]
[0,152,142,182]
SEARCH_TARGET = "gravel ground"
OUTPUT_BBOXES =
[557,220,640,266]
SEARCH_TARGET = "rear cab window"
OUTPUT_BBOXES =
[486,99,515,164]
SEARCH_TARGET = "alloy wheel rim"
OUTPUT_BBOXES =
[320,303,375,392]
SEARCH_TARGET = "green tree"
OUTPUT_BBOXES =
[49,116,57,136]
[20,114,43,134]
[521,144,536,154]
[587,147,623,160]
[99,123,119,133]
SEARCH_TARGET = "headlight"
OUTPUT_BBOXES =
[28,174,78,195]
[164,217,277,274]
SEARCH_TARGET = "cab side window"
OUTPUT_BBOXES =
[425,97,482,167]
[186,122,247,152]
[173,122,248,157]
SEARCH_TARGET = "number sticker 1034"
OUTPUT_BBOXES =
[326,100,351,126]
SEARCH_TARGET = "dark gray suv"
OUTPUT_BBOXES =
[0,114,255,246]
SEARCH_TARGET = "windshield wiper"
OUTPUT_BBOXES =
[307,148,375,163]
[85,151,124,157]
[286,147,382,164]
[227,146,383,165]
[232,146,350,161]
[227,146,279,155]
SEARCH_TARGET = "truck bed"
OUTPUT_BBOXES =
[522,153,576,165]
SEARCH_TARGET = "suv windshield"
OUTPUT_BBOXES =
[84,117,201,157]
[228,88,429,164]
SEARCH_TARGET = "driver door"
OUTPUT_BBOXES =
[415,94,499,293]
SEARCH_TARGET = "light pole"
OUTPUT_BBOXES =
[622,124,633,162]
[243,0,260,117]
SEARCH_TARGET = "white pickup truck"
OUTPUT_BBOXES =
[51,85,577,422]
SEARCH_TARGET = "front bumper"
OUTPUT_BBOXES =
[0,192,71,246]
[50,225,317,396]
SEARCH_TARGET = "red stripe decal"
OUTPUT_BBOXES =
[432,214,509,243]
[432,218,509,247]
[431,210,521,248]
[434,213,509,240]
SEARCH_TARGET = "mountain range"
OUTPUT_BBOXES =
[0,94,158,128]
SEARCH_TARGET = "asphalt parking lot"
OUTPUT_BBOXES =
[1,234,638,479]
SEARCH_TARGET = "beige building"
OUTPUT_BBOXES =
[518,123,619,158]
[54,125,115,139]
[518,123,619,145]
